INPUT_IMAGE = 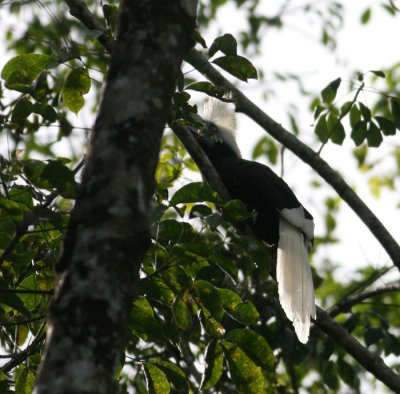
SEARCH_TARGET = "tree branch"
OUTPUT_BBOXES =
[329,283,400,317]
[64,0,115,53]
[171,124,231,201]
[315,307,400,392]
[185,48,400,272]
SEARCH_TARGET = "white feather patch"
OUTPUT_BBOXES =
[277,216,316,343]
[202,99,241,158]
[280,207,314,247]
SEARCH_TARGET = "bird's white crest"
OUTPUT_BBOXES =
[276,217,316,343]
[202,98,241,157]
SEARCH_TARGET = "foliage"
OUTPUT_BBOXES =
[0,1,400,393]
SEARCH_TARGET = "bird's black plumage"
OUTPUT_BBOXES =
[192,99,316,343]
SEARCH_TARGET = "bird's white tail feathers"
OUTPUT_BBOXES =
[277,217,316,343]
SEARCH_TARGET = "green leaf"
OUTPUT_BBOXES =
[369,70,385,78]
[186,81,226,99]
[1,54,53,85]
[157,220,197,245]
[209,33,238,57]
[32,102,57,123]
[338,358,360,389]
[189,204,213,219]
[314,114,329,142]
[366,121,383,147]
[222,341,267,394]
[17,276,40,311]
[197,308,225,338]
[141,278,175,306]
[130,297,162,340]
[219,289,259,324]
[391,99,400,129]
[144,363,170,394]
[222,199,251,224]
[200,340,224,390]
[330,121,345,145]
[212,55,258,82]
[252,136,278,164]
[61,67,91,114]
[225,329,275,370]
[172,290,192,330]
[194,280,224,320]
[320,77,341,104]
[375,116,396,136]
[364,326,383,346]
[171,182,222,205]
[349,105,361,128]
[0,280,31,317]
[360,8,371,24]
[149,360,189,394]
[102,4,118,29]
[15,365,35,394]
[11,98,33,122]
[359,102,371,121]
[41,160,77,198]
[193,30,207,48]
[351,121,367,146]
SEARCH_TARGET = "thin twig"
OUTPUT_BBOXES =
[329,283,400,317]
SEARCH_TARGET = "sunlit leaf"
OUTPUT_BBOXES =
[200,340,224,390]
[172,290,193,330]
[61,67,91,114]
[1,54,54,85]
[144,363,170,394]
[222,341,267,394]
[149,359,189,394]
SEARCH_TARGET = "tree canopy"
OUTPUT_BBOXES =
[0,1,399,393]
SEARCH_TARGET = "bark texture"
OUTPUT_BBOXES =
[34,1,196,393]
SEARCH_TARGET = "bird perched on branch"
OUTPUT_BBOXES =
[192,98,316,343]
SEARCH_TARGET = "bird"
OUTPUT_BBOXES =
[191,98,316,343]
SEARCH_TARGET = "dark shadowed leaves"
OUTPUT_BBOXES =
[320,77,341,104]
[209,33,238,57]
[186,81,227,99]
[171,182,222,205]
[367,121,383,147]
[375,116,396,136]
[351,121,367,146]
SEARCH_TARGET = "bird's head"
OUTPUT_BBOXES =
[190,98,241,161]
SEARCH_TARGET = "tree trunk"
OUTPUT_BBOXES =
[34,1,197,393]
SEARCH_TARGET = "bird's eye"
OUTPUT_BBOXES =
[209,123,218,132]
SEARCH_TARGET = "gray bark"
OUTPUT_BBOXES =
[34,1,197,393]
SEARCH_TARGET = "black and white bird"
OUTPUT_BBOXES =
[192,99,316,343]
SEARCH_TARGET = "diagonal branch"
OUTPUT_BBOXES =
[329,283,400,317]
[315,307,400,392]
[185,48,400,273]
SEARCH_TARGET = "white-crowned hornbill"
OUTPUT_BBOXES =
[192,99,316,343]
